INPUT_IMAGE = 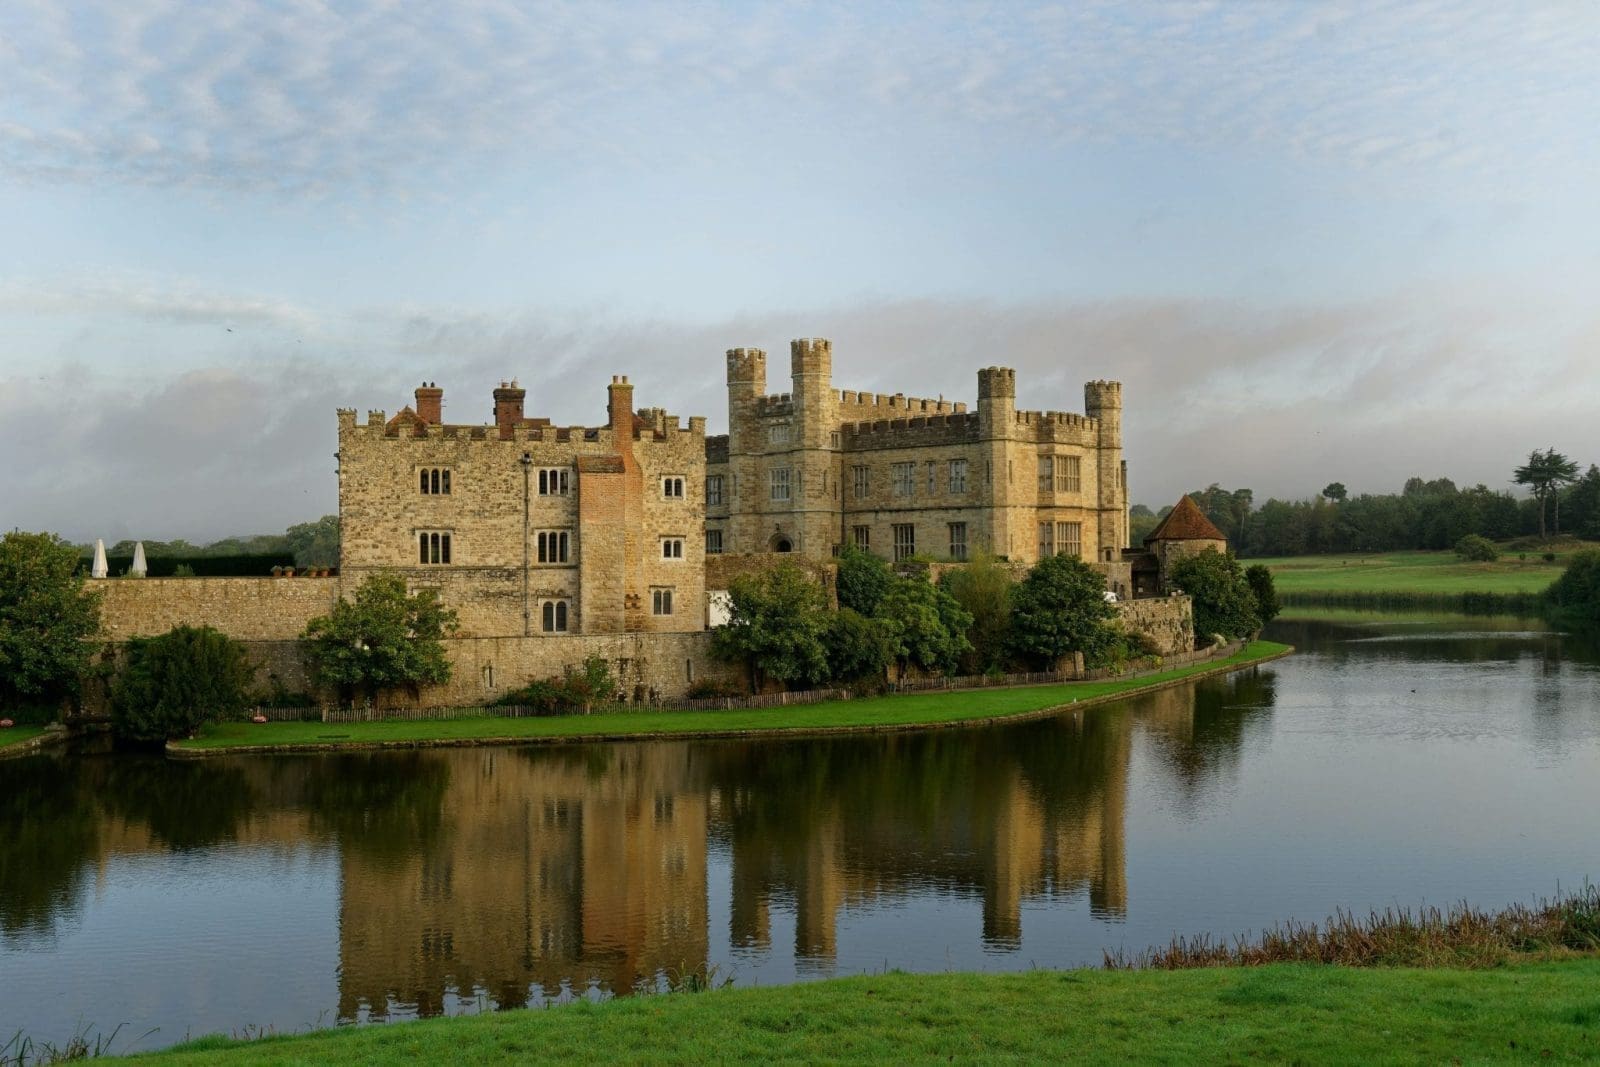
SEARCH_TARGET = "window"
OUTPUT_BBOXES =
[948,459,968,493]
[661,537,684,560]
[770,467,791,501]
[948,522,968,561]
[1057,521,1082,558]
[706,475,724,506]
[769,423,791,446]
[1038,456,1054,493]
[540,600,570,633]
[652,587,674,616]
[419,468,451,495]
[419,530,452,564]
[830,431,842,449]
[705,529,724,555]
[927,461,937,494]
[536,530,570,564]
[852,465,870,499]
[891,462,915,497]
[662,476,685,498]
[852,525,871,549]
[538,468,570,496]
[892,523,915,561]
[1056,455,1081,493]
[1038,521,1055,559]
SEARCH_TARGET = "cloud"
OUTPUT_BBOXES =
[0,1,1594,196]
[4,279,1591,540]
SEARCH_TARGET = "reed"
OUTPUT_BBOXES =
[1105,886,1600,970]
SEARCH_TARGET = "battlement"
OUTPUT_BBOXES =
[842,411,982,450]
[978,366,1017,400]
[834,389,966,419]
[1013,408,1101,444]
[1084,379,1122,412]
[755,393,794,416]
[727,347,768,388]
[790,337,832,379]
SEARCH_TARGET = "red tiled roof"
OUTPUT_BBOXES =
[1143,495,1228,544]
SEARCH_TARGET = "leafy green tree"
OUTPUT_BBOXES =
[835,542,895,615]
[1244,564,1280,625]
[1128,504,1160,547]
[111,624,255,741]
[1562,465,1600,541]
[0,530,102,718]
[712,563,830,691]
[1546,549,1600,626]
[1322,482,1348,502]
[285,515,340,569]
[1168,549,1260,641]
[939,553,1015,672]
[823,607,895,685]
[302,574,458,707]
[874,576,973,676]
[1454,533,1499,562]
[1008,553,1117,669]
[1515,449,1581,540]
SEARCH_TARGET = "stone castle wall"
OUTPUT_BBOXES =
[90,577,339,640]
[1113,595,1195,657]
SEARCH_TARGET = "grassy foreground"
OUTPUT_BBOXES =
[169,641,1289,754]
[1257,549,1570,596]
[0,725,49,753]
[129,959,1600,1064]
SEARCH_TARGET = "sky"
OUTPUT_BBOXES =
[2,0,1597,542]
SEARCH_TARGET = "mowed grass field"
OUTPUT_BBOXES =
[1256,548,1589,596]
[127,960,1600,1065]
[0,725,49,752]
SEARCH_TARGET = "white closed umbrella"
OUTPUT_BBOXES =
[131,541,148,577]
[91,539,108,579]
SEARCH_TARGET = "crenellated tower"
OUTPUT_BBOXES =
[1084,380,1127,557]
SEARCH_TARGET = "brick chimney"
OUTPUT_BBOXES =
[607,375,635,437]
[414,382,443,424]
[493,380,525,440]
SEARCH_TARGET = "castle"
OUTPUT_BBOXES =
[89,337,1199,705]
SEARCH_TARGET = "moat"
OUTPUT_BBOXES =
[4,612,1599,1054]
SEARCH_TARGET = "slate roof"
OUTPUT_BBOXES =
[1143,494,1228,544]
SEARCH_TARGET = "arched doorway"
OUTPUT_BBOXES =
[773,537,793,553]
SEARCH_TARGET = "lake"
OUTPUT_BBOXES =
[3,612,1598,1054]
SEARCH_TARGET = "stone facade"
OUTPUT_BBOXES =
[1112,596,1195,658]
[338,377,706,638]
[705,339,1128,569]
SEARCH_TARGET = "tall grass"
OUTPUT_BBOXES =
[1106,886,1600,970]
[1,1023,132,1065]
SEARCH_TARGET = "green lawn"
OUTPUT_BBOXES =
[128,959,1600,1064]
[171,641,1290,753]
[1256,550,1571,596]
[0,725,49,752]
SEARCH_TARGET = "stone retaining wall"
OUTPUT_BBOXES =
[1113,595,1195,657]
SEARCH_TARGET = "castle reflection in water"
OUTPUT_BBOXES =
[0,671,1274,1020]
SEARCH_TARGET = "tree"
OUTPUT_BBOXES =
[302,574,458,707]
[1515,449,1580,540]
[1244,564,1280,625]
[836,543,895,616]
[712,563,830,691]
[1322,482,1348,502]
[1168,549,1260,642]
[874,576,973,676]
[0,530,102,717]
[939,553,1016,673]
[285,515,340,569]
[1546,549,1600,626]
[1008,553,1117,669]
[823,607,895,685]
[1128,504,1160,547]
[111,625,254,741]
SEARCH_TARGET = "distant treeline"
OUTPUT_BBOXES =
[1130,464,1600,558]
[81,515,339,571]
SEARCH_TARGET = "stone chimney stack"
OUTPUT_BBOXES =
[493,380,525,440]
[414,382,443,424]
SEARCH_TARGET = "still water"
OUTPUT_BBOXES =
[3,613,1599,1052]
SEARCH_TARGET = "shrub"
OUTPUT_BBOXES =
[1244,564,1280,624]
[836,543,895,615]
[874,576,973,676]
[302,574,458,707]
[1546,549,1600,626]
[112,625,254,741]
[496,657,619,714]
[712,563,831,690]
[939,554,1015,673]
[824,606,895,684]
[1454,534,1499,562]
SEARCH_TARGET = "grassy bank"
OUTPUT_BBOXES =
[0,725,50,754]
[170,641,1290,754]
[126,959,1600,1064]
[1258,549,1566,596]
